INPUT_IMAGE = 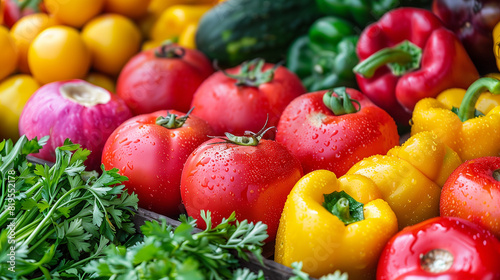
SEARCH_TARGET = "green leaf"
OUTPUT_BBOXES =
[319,271,349,280]
[323,191,364,225]
[64,219,92,259]
[58,206,72,218]
[107,206,123,228]
[232,268,265,280]
[175,258,205,280]
[37,200,50,212]
[69,148,91,166]
[21,198,38,210]
[132,242,159,263]
[92,200,104,227]
[289,262,310,280]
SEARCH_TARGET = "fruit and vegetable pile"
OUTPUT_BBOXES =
[2,0,500,279]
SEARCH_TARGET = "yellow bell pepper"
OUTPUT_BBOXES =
[0,74,40,141]
[411,77,500,161]
[275,170,398,280]
[494,21,500,71]
[148,4,212,49]
[346,131,461,229]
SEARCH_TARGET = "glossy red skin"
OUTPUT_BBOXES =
[116,44,214,115]
[377,216,500,280]
[440,157,500,238]
[190,63,306,139]
[180,138,303,241]
[19,80,132,171]
[276,88,399,177]
[101,110,214,217]
[433,0,500,74]
[356,8,479,125]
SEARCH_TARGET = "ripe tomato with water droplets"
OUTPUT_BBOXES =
[180,129,303,241]
[190,59,306,139]
[377,216,500,280]
[116,43,213,115]
[440,156,500,238]
[101,109,214,217]
[276,87,399,177]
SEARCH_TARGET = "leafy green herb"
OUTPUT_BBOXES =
[290,262,349,280]
[85,211,268,280]
[0,137,139,279]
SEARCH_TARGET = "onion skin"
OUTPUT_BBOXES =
[19,79,133,171]
[432,0,500,74]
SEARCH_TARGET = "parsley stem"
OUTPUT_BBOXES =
[28,228,56,254]
[16,216,43,239]
[23,185,86,246]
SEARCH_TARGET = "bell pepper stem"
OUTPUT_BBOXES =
[353,40,422,78]
[335,198,352,222]
[322,190,364,225]
[323,87,361,115]
[457,77,500,122]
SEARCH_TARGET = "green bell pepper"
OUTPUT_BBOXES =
[286,16,359,92]
[315,0,432,27]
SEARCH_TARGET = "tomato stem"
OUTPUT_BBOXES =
[208,116,275,146]
[218,58,279,87]
[323,87,360,116]
[156,107,194,129]
[155,43,186,59]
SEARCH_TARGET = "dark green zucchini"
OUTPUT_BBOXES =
[195,0,322,67]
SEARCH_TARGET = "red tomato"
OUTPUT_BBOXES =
[116,43,213,115]
[180,130,303,241]
[190,58,306,139]
[276,87,399,177]
[440,156,500,238]
[377,216,500,280]
[101,109,214,217]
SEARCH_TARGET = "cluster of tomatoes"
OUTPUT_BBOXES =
[0,0,217,141]
[3,1,500,279]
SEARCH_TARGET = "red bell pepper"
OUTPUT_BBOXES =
[377,216,500,280]
[353,8,479,125]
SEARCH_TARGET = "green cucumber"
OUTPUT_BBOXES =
[195,0,322,67]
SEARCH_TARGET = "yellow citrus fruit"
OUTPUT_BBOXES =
[0,25,17,82]
[0,74,40,141]
[44,0,105,28]
[10,13,59,74]
[28,25,91,84]
[82,14,142,77]
[103,0,151,19]
[85,72,116,93]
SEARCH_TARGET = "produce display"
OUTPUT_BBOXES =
[2,0,500,279]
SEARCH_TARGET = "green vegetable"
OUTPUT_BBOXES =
[195,0,322,67]
[286,16,359,92]
[84,211,268,280]
[0,137,139,279]
[290,262,349,280]
[315,0,432,27]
